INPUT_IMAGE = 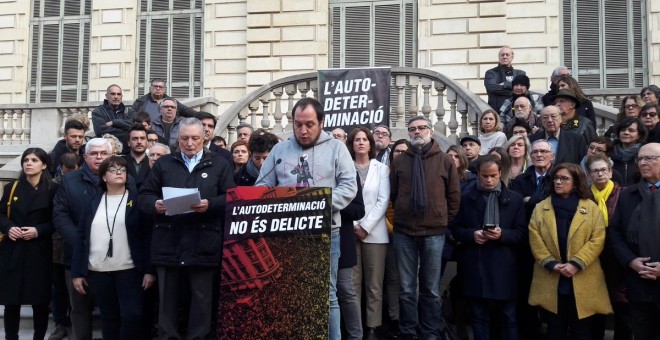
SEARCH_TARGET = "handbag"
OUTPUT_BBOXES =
[0,180,19,242]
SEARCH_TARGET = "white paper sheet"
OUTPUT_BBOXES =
[162,187,201,216]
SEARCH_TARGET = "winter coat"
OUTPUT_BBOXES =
[138,150,235,267]
[528,197,612,319]
[0,179,58,305]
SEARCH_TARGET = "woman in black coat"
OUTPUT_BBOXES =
[0,148,58,340]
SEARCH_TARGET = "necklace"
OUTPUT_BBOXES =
[105,189,126,258]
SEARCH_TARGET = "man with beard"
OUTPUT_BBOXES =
[195,111,233,165]
[390,116,461,339]
[499,75,544,126]
[373,125,392,166]
[123,125,150,190]
[49,120,86,176]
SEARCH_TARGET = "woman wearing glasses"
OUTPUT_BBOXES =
[0,148,58,340]
[71,156,154,339]
[528,163,611,340]
[611,117,648,186]
[604,95,645,140]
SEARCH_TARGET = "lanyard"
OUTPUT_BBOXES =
[105,190,126,258]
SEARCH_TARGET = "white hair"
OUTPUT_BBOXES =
[85,137,111,154]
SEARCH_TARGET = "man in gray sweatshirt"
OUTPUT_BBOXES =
[256,97,357,340]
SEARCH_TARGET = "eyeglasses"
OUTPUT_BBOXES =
[589,168,611,175]
[393,149,406,154]
[641,112,658,118]
[588,145,606,154]
[373,131,390,138]
[332,134,345,139]
[531,149,551,155]
[161,105,176,109]
[87,151,109,158]
[108,167,127,174]
[625,104,638,109]
[553,175,572,183]
[636,155,660,163]
[151,85,164,89]
[407,125,430,132]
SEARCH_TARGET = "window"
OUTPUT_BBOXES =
[562,0,647,89]
[29,0,91,103]
[330,0,416,68]
[136,0,203,99]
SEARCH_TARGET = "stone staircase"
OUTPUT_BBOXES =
[0,306,102,339]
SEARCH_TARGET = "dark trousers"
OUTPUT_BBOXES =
[3,304,49,340]
[157,266,215,340]
[87,269,143,340]
[468,298,517,340]
[628,302,660,340]
[65,269,95,340]
[544,294,593,340]
[51,263,71,327]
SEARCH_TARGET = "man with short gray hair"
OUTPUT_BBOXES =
[373,125,392,166]
[484,46,526,111]
[151,98,182,149]
[132,78,196,121]
[390,116,460,339]
[139,117,235,339]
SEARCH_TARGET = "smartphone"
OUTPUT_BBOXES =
[482,224,497,231]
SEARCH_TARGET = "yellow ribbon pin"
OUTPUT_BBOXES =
[127,200,133,207]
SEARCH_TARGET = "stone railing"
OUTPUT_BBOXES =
[0,97,218,179]
[217,67,492,145]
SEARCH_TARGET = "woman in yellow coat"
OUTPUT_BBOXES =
[528,163,612,339]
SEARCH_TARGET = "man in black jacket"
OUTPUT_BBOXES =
[123,125,150,190]
[529,105,587,165]
[132,78,196,122]
[139,117,235,340]
[484,46,526,111]
[608,143,660,339]
[91,84,135,153]
[49,120,86,176]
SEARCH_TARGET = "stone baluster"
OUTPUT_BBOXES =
[310,80,318,99]
[446,89,458,143]
[260,93,271,130]
[5,109,14,145]
[272,87,284,134]
[298,82,309,98]
[0,110,5,145]
[457,97,469,138]
[605,95,614,108]
[409,76,419,118]
[285,84,297,132]
[248,100,259,128]
[59,109,70,136]
[434,81,447,136]
[420,78,432,121]
[227,123,237,145]
[394,75,406,127]
[468,106,479,136]
[12,110,23,144]
[22,109,31,144]
[238,104,249,127]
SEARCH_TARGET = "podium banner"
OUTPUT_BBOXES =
[319,67,391,133]
[218,186,332,339]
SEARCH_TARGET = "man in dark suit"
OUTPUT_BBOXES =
[529,105,586,165]
[195,111,233,166]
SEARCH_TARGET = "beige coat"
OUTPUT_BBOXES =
[528,197,612,319]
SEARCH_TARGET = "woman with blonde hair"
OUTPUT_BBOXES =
[505,135,531,180]
[478,109,508,155]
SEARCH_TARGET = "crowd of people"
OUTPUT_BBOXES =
[0,52,660,340]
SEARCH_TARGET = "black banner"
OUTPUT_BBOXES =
[319,67,391,134]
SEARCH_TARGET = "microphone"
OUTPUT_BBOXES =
[258,158,282,183]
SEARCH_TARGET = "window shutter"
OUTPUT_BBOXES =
[344,5,370,68]
[404,2,415,67]
[375,4,400,67]
[330,7,341,68]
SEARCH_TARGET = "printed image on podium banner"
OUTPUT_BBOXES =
[218,186,333,340]
[319,67,391,134]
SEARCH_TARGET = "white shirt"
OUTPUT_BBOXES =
[88,193,134,272]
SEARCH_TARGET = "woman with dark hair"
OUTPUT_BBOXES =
[0,148,57,340]
[605,95,645,140]
[528,163,612,340]
[488,147,512,187]
[557,75,596,124]
[71,156,154,339]
[610,117,648,186]
[640,85,660,105]
[447,145,477,191]
[347,127,390,338]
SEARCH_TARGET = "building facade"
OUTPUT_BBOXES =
[0,0,659,115]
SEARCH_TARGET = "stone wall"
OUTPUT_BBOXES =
[0,0,30,103]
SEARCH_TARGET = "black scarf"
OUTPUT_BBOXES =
[477,181,502,227]
[245,158,260,179]
[411,140,434,217]
[627,181,660,262]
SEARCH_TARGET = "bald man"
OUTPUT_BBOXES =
[484,46,527,112]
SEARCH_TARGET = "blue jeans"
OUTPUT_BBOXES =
[394,232,445,339]
[469,298,517,340]
[329,230,340,340]
[337,267,362,340]
[394,232,445,340]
